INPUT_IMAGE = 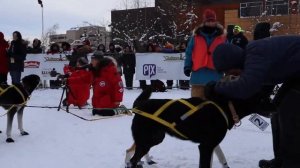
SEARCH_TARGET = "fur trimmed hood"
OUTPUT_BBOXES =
[193,23,224,37]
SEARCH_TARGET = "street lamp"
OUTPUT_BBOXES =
[38,0,44,46]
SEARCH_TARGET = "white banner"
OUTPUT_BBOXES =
[23,52,189,81]
[23,53,70,80]
[136,52,189,80]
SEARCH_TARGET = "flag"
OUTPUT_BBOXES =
[38,0,43,7]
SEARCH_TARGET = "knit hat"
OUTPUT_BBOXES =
[203,9,217,22]
[234,25,244,33]
[91,51,104,60]
[77,57,88,66]
[213,43,245,72]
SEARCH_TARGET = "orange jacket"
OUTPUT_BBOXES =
[192,35,225,71]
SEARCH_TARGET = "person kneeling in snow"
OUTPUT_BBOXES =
[90,51,124,116]
[64,57,93,108]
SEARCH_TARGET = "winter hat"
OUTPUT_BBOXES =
[203,9,217,22]
[234,25,244,33]
[253,22,271,40]
[91,51,104,60]
[77,57,88,66]
[213,43,245,72]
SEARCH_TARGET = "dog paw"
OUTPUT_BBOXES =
[6,138,15,143]
[147,160,157,165]
[21,131,29,136]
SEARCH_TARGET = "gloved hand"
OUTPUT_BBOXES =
[205,81,229,106]
[184,67,191,77]
[57,74,70,82]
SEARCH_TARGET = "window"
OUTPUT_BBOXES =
[266,0,289,15]
[240,0,290,17]
[240,1,264,17]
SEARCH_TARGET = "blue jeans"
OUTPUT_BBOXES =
[10,71,22,85]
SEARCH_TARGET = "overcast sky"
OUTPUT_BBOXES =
[0,0,154,41]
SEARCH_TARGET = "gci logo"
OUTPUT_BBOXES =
[143,64,156,78]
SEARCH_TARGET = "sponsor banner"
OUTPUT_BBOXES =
[136,53,189,80]
[22,54,70,80]
[24,53,189,81]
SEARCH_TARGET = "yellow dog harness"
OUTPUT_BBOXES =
[0,85,28,116]
[132,99,229,139]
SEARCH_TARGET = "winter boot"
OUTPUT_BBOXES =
[21,131,29,136]
[144,154,157,165]
[259,159,281,168]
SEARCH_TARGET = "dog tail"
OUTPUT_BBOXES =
[133,87,152,108]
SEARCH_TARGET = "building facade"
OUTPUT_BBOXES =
[111,0,242,45]
[225,0,300,40]
[50,26,111,48]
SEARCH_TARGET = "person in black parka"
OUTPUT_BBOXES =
[252,22,282,168]
[208,36,300,168]
[7,31,27,85]
[254,22,271,40]
[106,42,122,75]
[230,25,248,49]
[122,45,136,90]
[27,38,42,54]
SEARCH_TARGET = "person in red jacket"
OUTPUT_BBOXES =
[0,32,9,84]
[65,57,92,108]
[90,51,124,116]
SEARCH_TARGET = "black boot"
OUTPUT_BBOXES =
[259,159,281,168]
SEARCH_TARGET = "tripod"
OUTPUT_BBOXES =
[57,82,69,112]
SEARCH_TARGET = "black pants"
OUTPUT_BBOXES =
[270,112,282,166]
[139,80,146,89]
[0,73,8,84]
[276,81,300,168]
[124,73,134,89]
[166,80,173,88]
[92,109,115,116]
[10,71,21,85]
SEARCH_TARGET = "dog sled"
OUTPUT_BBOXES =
[60,105,132,121]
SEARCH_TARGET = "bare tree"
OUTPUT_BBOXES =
[120,0,154,9]
[41,24,59,46]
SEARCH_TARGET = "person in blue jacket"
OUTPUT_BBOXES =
[208,36,300,168]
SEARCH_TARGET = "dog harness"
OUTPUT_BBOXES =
[0,85,28,116]
[132,99,229,139]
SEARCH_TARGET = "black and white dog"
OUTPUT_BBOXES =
[126,88,273,168]
[0,74,40,143]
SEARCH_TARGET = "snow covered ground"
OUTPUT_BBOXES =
[0,86,273,168]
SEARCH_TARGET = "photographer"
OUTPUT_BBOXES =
[60,57,92,108]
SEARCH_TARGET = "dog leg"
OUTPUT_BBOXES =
[214,145,229,168]
[125,144,136,165]
[6,107,17,143]
[144,153,156,165]
[17,107,29,136]
[199,144,214,168]
[129,145,150,168]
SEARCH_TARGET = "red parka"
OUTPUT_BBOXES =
[67,69,93,107]
[92,62,124,109]
[0,32,9,74]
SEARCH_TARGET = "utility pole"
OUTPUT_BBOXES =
[38,0,44,49]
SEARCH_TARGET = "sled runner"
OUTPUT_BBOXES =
[61,105,132,121]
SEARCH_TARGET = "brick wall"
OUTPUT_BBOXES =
[225,10,300,40]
